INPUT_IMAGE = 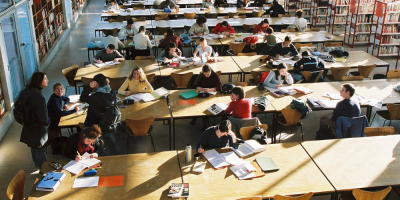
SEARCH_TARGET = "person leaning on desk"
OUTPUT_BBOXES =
[188,16,210,36]
[118,18,139,39]
[158,28,184,50]
[263,63,294,88]
[197,120,238,153]
[157,42,183,62]
[193,38,213,59]
[265,0,286,17]
[93,44,125,64]
[291,51,325,82]
[225,86,253,119]
[118,67,153,96]
[268,36,299,58]
[64,125,102,161]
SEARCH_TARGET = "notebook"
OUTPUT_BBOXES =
[179,90,198,100]
[232,140,266,157]
[255,156,280,172]
[307,98,323,108]
[36,172,66,191]
[63,153,101,174]
[125,87,169,102]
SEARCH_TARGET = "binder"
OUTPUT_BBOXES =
[36,172,66,191]
[255,157,280,172]
[179,90,198,100]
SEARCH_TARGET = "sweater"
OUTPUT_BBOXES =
[196,126,234,151]
[268,42,299,57]
[195,71,222,91]
[294,56,325,71]
[101,36,125,50]
[158,35,184,49]
[157,47,183,60]
[202,1,214,8]
[331,98,361,121]
[195,45,213,57]
[133,32,153,50]
[118,78,154,95]
[64,133,101,160]
[94,49,124,62]
[188,23,210,35]
[264,34,277,46]
[266,4,285,17]
[287,18,308,32]
[47,94,75,131]
[118,25,139,38]
[212,23,235,34]
[263,71,294,88]
[80,85,115,127]
[159,0,176,9]
[253,24,269,34]
[225,98,252,118]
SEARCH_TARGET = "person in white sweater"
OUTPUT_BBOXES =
[287,9,308,32]
[133,26,152,59]
[263,63,294,88]
[118,67,153,95]
[188,16,209,36]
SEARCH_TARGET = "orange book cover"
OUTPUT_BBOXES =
[98,176,124,187]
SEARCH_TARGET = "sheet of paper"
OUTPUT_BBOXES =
[202,149,230,169]
[67,103,85,111]
[94,63,107,68]
[139,93,156,102]
[220,152,247,165]
[98,176,124,187]
[79,157,101,167]
[72,176,100,188]
[323,91,342,100]
[68,95,80,103]
[63,161,87,174]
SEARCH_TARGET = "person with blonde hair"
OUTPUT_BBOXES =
[64,125,102,161]
[118,67,153,95]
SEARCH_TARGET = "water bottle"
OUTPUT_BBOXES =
[185,144,192,164]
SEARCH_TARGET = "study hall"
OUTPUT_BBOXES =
[0,0,400,199]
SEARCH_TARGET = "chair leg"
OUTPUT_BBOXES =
[127,135,130,154]
[389,120,392,126]
[370,112,377,126]
[279,124,282,143]
[301,125,303,141]
[149,134,156,152]
[383,119,387,127]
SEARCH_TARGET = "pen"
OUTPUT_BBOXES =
[77,151,81,157]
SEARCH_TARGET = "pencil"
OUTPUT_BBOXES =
[77,151,81,157]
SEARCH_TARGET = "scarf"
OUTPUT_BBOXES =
[96,85,112,93]
[78,140,95,155]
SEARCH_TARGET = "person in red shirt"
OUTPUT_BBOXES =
[213,21,235,35]
[225,86,253,118]
[253,19,269,34]
[158,28,184,50]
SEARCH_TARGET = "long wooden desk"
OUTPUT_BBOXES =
[275,31,343,48]
[179,142,335,199]
[301,135,400,193]
[253,17,311,29]
[28,151,182,200]
[195,7,265,15]
[101,10,153,21]
[95,21,153,37]
[150,8,198,16]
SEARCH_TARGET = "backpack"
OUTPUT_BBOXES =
[221,83,236,94]
[243,36,258,46]
[249,126,268,144]
[258,72,270,84]
[14,97,34,127]
[98,90,121,133]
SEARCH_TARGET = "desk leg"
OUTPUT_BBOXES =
[87,50,90,62]
[272,112,277,143]
[366,106,372,122]
[74,81,78,95]
[169,119,172,150]
[386,65,390,76]
[173,118,176,150]
[242,73,246,82]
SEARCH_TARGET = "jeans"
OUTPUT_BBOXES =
[31,147,47,169]
[99,132,121,156]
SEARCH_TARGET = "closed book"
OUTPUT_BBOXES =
[179,90,198,100]
[255,156,280,172]
[307,98,322,108]
[36,172,66,191]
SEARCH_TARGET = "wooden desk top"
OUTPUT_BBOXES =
[28,151,181,200]
[219,33,270,45]
[75,61,134,81]
[153,35,222,46]
[179,142,334,199]
[95,21,152,31]
[301,135,400,191]
[195,7,263,14]
[150,8,198,15]
[343,78,400,105]
[151,19,195,28]
[253,17,298,25]
[101,9,152,17]
[208,18,258,27]
[90,37,139,49]
[170,86,274,118]
[275,31,342,43]
[231,55,272,73]
[324,51,389,68]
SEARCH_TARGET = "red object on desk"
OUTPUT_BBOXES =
[179,99,197,105]
[98,176,124,187]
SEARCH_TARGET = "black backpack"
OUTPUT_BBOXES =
[249,126,268,144]
[221,83,236,94]
[98,90,121,133]
[13,97,33,127]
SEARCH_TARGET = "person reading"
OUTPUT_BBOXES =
[93,44,125,63]
[159,0,178,9]
[253,19,269,34]
[118,18,138,39]
[188,16,209,36]
[196,120,238,153]
[157,42,183,62]
[64,125,102,161]
[260,27,277,55]
[213,21,235,35]
[133,26,152,59]
[268,36,299,58]
[266,0,285,17]
[225,86,252,119]
[202,0,214,8]
[158,28,184,49]
[118,67,153,95]
[263,63,294,88]
[193,38,213,59]
[291,51,325,82]
[105,0,119,10]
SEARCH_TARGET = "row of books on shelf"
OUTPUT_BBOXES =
[315,9,327,15]
[355,24,371,32]
[379,35,400,44]
[385,13,399,23]
[334,0,348,5]
[333,16,347,23]
[357,4,374,13]
[42,7,48,19]
[356,14,372,23]
[355,34,369,42]
[382,25,399,33]
[334,6,348,14]
[378,46,399,55]
[387,2,400,12]
[358,0,375,4]
[332,24,345,32]
[313,17,327,24]
[56,13,64,26]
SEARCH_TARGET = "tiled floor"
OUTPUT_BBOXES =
[0,0,399,199]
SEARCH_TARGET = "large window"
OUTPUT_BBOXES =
[0,0,13,12]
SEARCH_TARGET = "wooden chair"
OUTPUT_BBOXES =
[349,187,392,200]
[274,192,314,200]
[325,67,350,81]
[155,13,169,19]
[126,116,156,153]
[135,56,155,60]
[217,15,229,19]
[7,170,25,200]
[364,126,395,137]
[156,26,170,35]
[234,15,246,18]
[294,43,312,50]
[371,103,400,126]
[324,42,342,47]
[250,71,262,85]
[205,13,218,18]
[281,29,296,33]
[387,69,400,79]
[236,196,262,200]
[102,28,119,37]
[303,70,324,83]
[132,17,146,21]
[184,12,196,19]
[235,82,248,86]
[133,6,145,10]
[119,16,132,21]
[184,25,192,33]
[277,108,303,142]
[215,71,222,76]
[171,72,193,89]
[109,19,123,22]
[341,76,364,81]
[243,24,256,32]
[62,65,84,94]
[118,5,125,9]
[278,14,291,17]
[228,12,239,18]
[155,16,169,20]
[146,73,156,84]
[228,42,246,55]
[81,77,93,85]
[238,52,257,56]
[305,28,320,32]
[239,124,268,140]
[252,11,265,17]
[349,64,376,79]
[107,77,127,91]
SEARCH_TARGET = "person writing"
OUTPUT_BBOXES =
[118,67,153,95]
[105,0,119,10]
[157,42,183,62]
[225,86,252,119]
[291,51,325,81]
[102,35,125,50]
[159,0,178,9]
[212,21,235,35]
[133,26,153,59]
[158,28,184,50]
[260,27,277,55]
[202,0,214,8]
[287,9,308,32]
[263,63,294,88]
[93,44,125,63]
[197,120,237,153]
[188,16,209,36]
[193,38,213,59]
[268,36,299,58]
[237,0,247,8]
[64,125,102,161]
[266,0,285,17]
[253,19,269,34]
[118,18,139,39]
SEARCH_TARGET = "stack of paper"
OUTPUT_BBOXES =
[317,99,341,109]
[68,95,80,103]
[94,61,120,68]
[230,162,257,180]
[323,91,342,100]
[72,176,100,188]
[232,140,266,157]
[67,103,86,111]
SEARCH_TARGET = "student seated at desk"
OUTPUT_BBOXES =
[193,38,213,59]
[253,19,269,34]
[64,125,102,161]
[268,36,299,58]
[202,0,214,8]
[189,16,210,36]
[237,0,246,8]
[213,21,235,35]
[263,63,294,88]
[225,86,252,119]
[105,0,119,10]
[153,0,163,9]
[133,26,153,59]
[158,28,184,50]
[260,27,277,55]
[159,0,178,9]
[94,44,125,63]
[47,83,78,142]
[196,120,238,153]
[214,0,227,7]
[102,35,125,50]
[291,51,325,82]
[251,0,267,7]
[157,42,183,62]
[118,67,153,95]
[287,9,308,32]
[266,0,286,17]
[118,18,139,39]
[319,83,361,135]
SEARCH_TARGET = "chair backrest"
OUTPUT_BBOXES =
[184,12,196,19]
[107,77,127,91]
[146,73,156,84]
[215,71,222,76]
[205,13,218,18]
[305,28,320,32]
[387,104,400,120]
[156,26,170,35]
[125,116,155,136]
[250,71,262,84]
[135,56,155,60]
[281,29,296,33]
[243,24,256,32]
[229,42,247,55]
[387,69,400,79]
[236,196,263,200]
[228,12,239,18]
[217,15,229,19]
[341,76,364,81]
[155,13,169,18]
[303,70,324,83]
[234,15,246,18]
[235,82,248,86]
[155,16,169,20]
[62,65,79,86]
[81,77,93,85]
[109,19,123,22]
[184,25,192,33]
[238,52,257,56]
[118,5,125,9]
[7,170,25,200]
[278,14,291,17]
[171,72,193,88]
[330,67,350,81]
[281,108,302,126]
[274,192,314,200]
[324,42,342,47]
[239,124,268,140]
[229,117,261,139]
[102,29,117,37]
[364,126,395,137]
[132,17,146,21]
[352,187,391,200]
[294,43,312,50]
[357,64,376,78]
[119,15,132,21]
[252,11,265,17]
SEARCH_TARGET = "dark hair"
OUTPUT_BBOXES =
[197,15,207,25]
[110,0,117,3]
[232,86,245,99]
[284,36,291,42]
[296,9,303,18]
[107,44,116,50]
[28,72,46,89]
[81,125,102,140]
[53,83,63,91]
[302,51,310,57]
[168,42,177,48]
[127,18,134,25]
[139,26,145,33]
[273,0,278,5]
[202,64,211,73]
[266,27,273,34]
[260,19,269,25]
[166,28,174,37]
[274,63,288,79]
[200,37,206,43]
[342,83,356,97]
[221,21,229,27]
[218,120,232,133]
[93,73,107,87]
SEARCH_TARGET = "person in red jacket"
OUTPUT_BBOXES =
[253,19,269,34]
[213,21,235,35]
[225,86,253,118]
[158,28,184,50]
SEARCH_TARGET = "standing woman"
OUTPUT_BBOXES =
[193,38,213,59]
[253,19,269,34]
[118,67,154,95]
[19,72,50,170]
[263,63,294,88]
[133,26,153,59]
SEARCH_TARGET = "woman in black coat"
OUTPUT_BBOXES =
[19,72,50,170]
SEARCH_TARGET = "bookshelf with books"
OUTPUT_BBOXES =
[396,43,400,69]
[367,0,400,57]
[296,0,312,20]
[31,0,64,61]
[71,0,87,18]
[311,0,329,27]
[285,0,298,13]
[326,0,348,34]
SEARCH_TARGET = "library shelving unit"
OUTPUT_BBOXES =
[367,0,400,57]
[0,76,4,119]
[396,43,400,68]
[285,0,298,13]
[326,0,348,34]
[296,0,312,21]
[310,0,329,27]
[31,0,65,61]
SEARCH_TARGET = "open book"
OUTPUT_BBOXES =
[202,149,230,169]
[232,140,266,157]
[266,86,297,97]
[63,152,101,174]
[125,87,169,102]
[317,99,341,109]
[67,103,86,112]
[207,103,228,115]
[94,61,120,68]
[230,162,257,180]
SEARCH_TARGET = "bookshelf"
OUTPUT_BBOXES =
[296,0,312,20]
[367,0,400,57]
[344,0,375,47]
[285,0,298,13]
[0,76,5,119]
[71,0,87,17]
[311,0,329,27]
[31,0,65,61]
[396,43,400,68]
[326,0,348,34]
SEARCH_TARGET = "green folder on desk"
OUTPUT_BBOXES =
[128,42,134,46]
[255,157,280,172]
[179,90,198,100]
